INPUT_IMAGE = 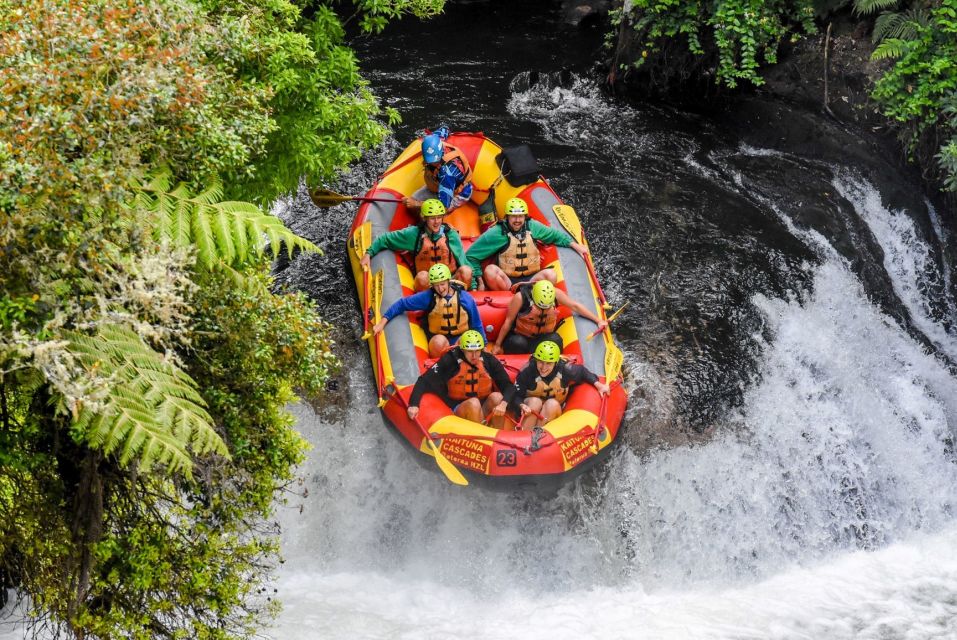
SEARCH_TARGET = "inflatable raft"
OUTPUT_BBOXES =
[343,131,626,485]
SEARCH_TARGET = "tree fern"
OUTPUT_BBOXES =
[66,324,228,476]
[872,38,910,59]
[853,0,900,16]
[129,168,319,270]
[872,8,931,43]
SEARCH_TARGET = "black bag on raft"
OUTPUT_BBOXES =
[496,144,539,186]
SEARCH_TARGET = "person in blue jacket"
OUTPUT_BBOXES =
[371,263,486,358]
[402,125,474,213]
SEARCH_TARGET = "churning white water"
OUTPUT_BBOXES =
[266,257,957,638]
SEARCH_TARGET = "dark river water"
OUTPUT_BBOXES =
[2,3,956,638]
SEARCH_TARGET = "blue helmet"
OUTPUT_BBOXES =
[421,134,443,163]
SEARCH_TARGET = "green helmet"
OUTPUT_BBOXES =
[504,197,529,216]
[428,263,452,284]
[459,329,485,351]
[531,280,556,308]
[533,340,561,363]
[421,198,447,217]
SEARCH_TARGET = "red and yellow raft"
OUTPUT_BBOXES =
[346,131,626,485]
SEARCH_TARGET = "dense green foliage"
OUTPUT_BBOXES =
[612,0,818,88]
[0,0,441,637]
[612,0,957,192]
[867,0,957,190]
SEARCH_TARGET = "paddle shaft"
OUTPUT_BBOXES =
[389,386,469,485]
[311,187,403,208]
[586,301,630,342]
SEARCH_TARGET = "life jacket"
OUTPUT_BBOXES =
[514,284,558,337]
[496,221,541,278]
[413,223,457,275]
[525,362,570,404]
[446,352,494,401]
[425,283,470,337]
[424,143,473,195]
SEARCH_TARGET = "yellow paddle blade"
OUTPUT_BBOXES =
[607,301,630,323]
[552,204,584,245]
[426,438,469,486]
[371,269,384,323]
[351,222,371,260]
[605,342,624,382]
[311,188,356,208]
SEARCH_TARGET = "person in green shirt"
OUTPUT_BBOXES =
[360,198,473,291]
[464,196,589,290]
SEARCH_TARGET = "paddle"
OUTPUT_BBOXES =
[364,269,383,341]
[592,342,624,453]
[310,188,403,209]
[352,224,374,338]
[552,204,610,310]
[586,301,630,342]
[389,388,469,486]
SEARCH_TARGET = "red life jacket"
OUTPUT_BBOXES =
[424,143,473,195]
[413,223,457,275]
[514,285,558,336]
[446,353,494,401]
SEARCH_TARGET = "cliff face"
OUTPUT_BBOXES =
[601,5,954,214]
[757,20,889,129]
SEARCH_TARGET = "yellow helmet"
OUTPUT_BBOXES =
[533,340,561,363]
[428,263,452,284]
[531,280,556,308]
[459,329,485,351]
[504,197,529,216]
[421,198,447,217]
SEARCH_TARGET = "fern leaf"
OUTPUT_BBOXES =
[871,38,909,60]
[130,169,320,269]
[873,9,930,42]
[854,0,899,16]
[210,202,236,264]
[63,324,228,477]
[217,260,269,294]
[191,202,217,268]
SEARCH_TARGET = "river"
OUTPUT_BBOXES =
[4,1,957,638]
[266,1,957,638]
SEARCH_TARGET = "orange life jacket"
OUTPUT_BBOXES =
[413,223,457,275]
[526,366,570,404]
[497,221,541,278]
[514,285,558,336]
[424,144,473,195]
[446,354,494,401]
[425,284,470,337]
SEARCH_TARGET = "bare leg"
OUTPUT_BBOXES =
[482,392,505,429]
[521,397,544,429]
[454,397,484,422]
[541,398,563,424]
[454,265,473,288]
[413,270,430,292]
[483,264,512,291]
[529,269,557,285]
[428,335,450,358]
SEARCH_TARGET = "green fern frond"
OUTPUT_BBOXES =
[129,168,320,269]
[217,260,270,294]
[65,324,229,477]
[872,8,930,42]
[871,38,909,60]
[854,0,899,16]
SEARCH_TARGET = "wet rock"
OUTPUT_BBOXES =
[561,0,609,27]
